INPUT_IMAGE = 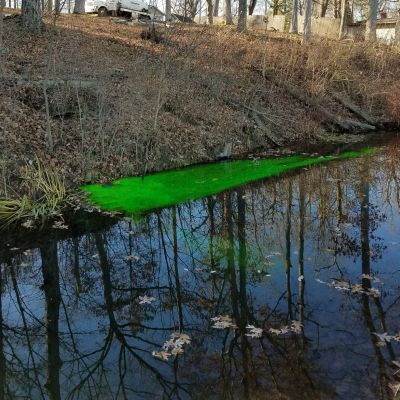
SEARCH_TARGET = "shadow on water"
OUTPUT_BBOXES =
[2,139,400,399]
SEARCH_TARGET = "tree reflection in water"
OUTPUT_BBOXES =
[1,142,400,399]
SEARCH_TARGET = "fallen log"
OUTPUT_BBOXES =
[251,66,376,133]
[16,78,97,89]
[329,91,378,126]
[251,111,283,147]
[196,76,287,146]
[227,100,284,147]
[0,76,97,89]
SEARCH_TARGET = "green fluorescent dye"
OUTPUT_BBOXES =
[82,148,375,217]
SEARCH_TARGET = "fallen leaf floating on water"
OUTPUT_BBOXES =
[290,320,303,334]
[152,351,170,361]
[373,332,400,344]
[269,320,303,336]
[163,332,191,350]
[325,279,381,298]
[19,262,29,267]
[211,315,237,329]
[245,325,263,338]
[138,295,155,305]
[125,254,140,262]
[269,326,291,335]
[361,274,384,284]
[152,333,191,361]
[328,280,351,291]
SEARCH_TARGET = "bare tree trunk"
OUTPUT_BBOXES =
[320,0,328,16]
[365,0,378,42]
[272,0,279,15]
[22,0,42,31]
[213,0,219,16]
[166,0,172,21]
[47,0,52,14]
[289,0,298,33]
[248,0,256,15]
[302,0,312,44]
[41,241,62,400]
[54,0,60,14]
[225,0,233,24]
[0,0,4,75]
[0,266,5,400]
[395,11,400,43]
[338,0,346,38]
[188,0,198,19]
[73,0,85,14]
[334,0,339,17]
[206,0,213,23]
[237,0,247,31]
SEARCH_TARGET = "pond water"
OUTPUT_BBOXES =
[2,138,400,399]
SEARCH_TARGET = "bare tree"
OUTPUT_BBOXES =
[290,0,299,33]
[237,0,247,31]
[395,8,400,43]
[225,0,233,24]
[166,0,172,21]
[0,0,5,74]
[302,0,312,43]
[272,0,279,14]
[248,0,256,15]
[320,0,329,16]
[213,0,219,16]
[22,0,42,31]
[73,0,85,14]
[365,0,378,42]
[206,0,213,23]
[338,0,347,39]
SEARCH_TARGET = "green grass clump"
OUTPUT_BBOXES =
[0,160,66,227]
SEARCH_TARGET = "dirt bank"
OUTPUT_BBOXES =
[1,13,400,195]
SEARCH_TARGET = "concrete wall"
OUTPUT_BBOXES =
[376,27,395,42]
[265,14,286,31]
[347,24,396,43]
[196,13,352,40]
[247,15,268,29]
[196,15,268,30]
[297,16,341,38]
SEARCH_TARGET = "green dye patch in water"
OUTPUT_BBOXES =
[82,148,375,217]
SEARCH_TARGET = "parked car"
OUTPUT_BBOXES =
[85,0,149,17]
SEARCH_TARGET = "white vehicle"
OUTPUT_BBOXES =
[85,0,149,17]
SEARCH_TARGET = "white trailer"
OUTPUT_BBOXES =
[85,0,149,17]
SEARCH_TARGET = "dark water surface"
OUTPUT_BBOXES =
[2,139,400,399]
